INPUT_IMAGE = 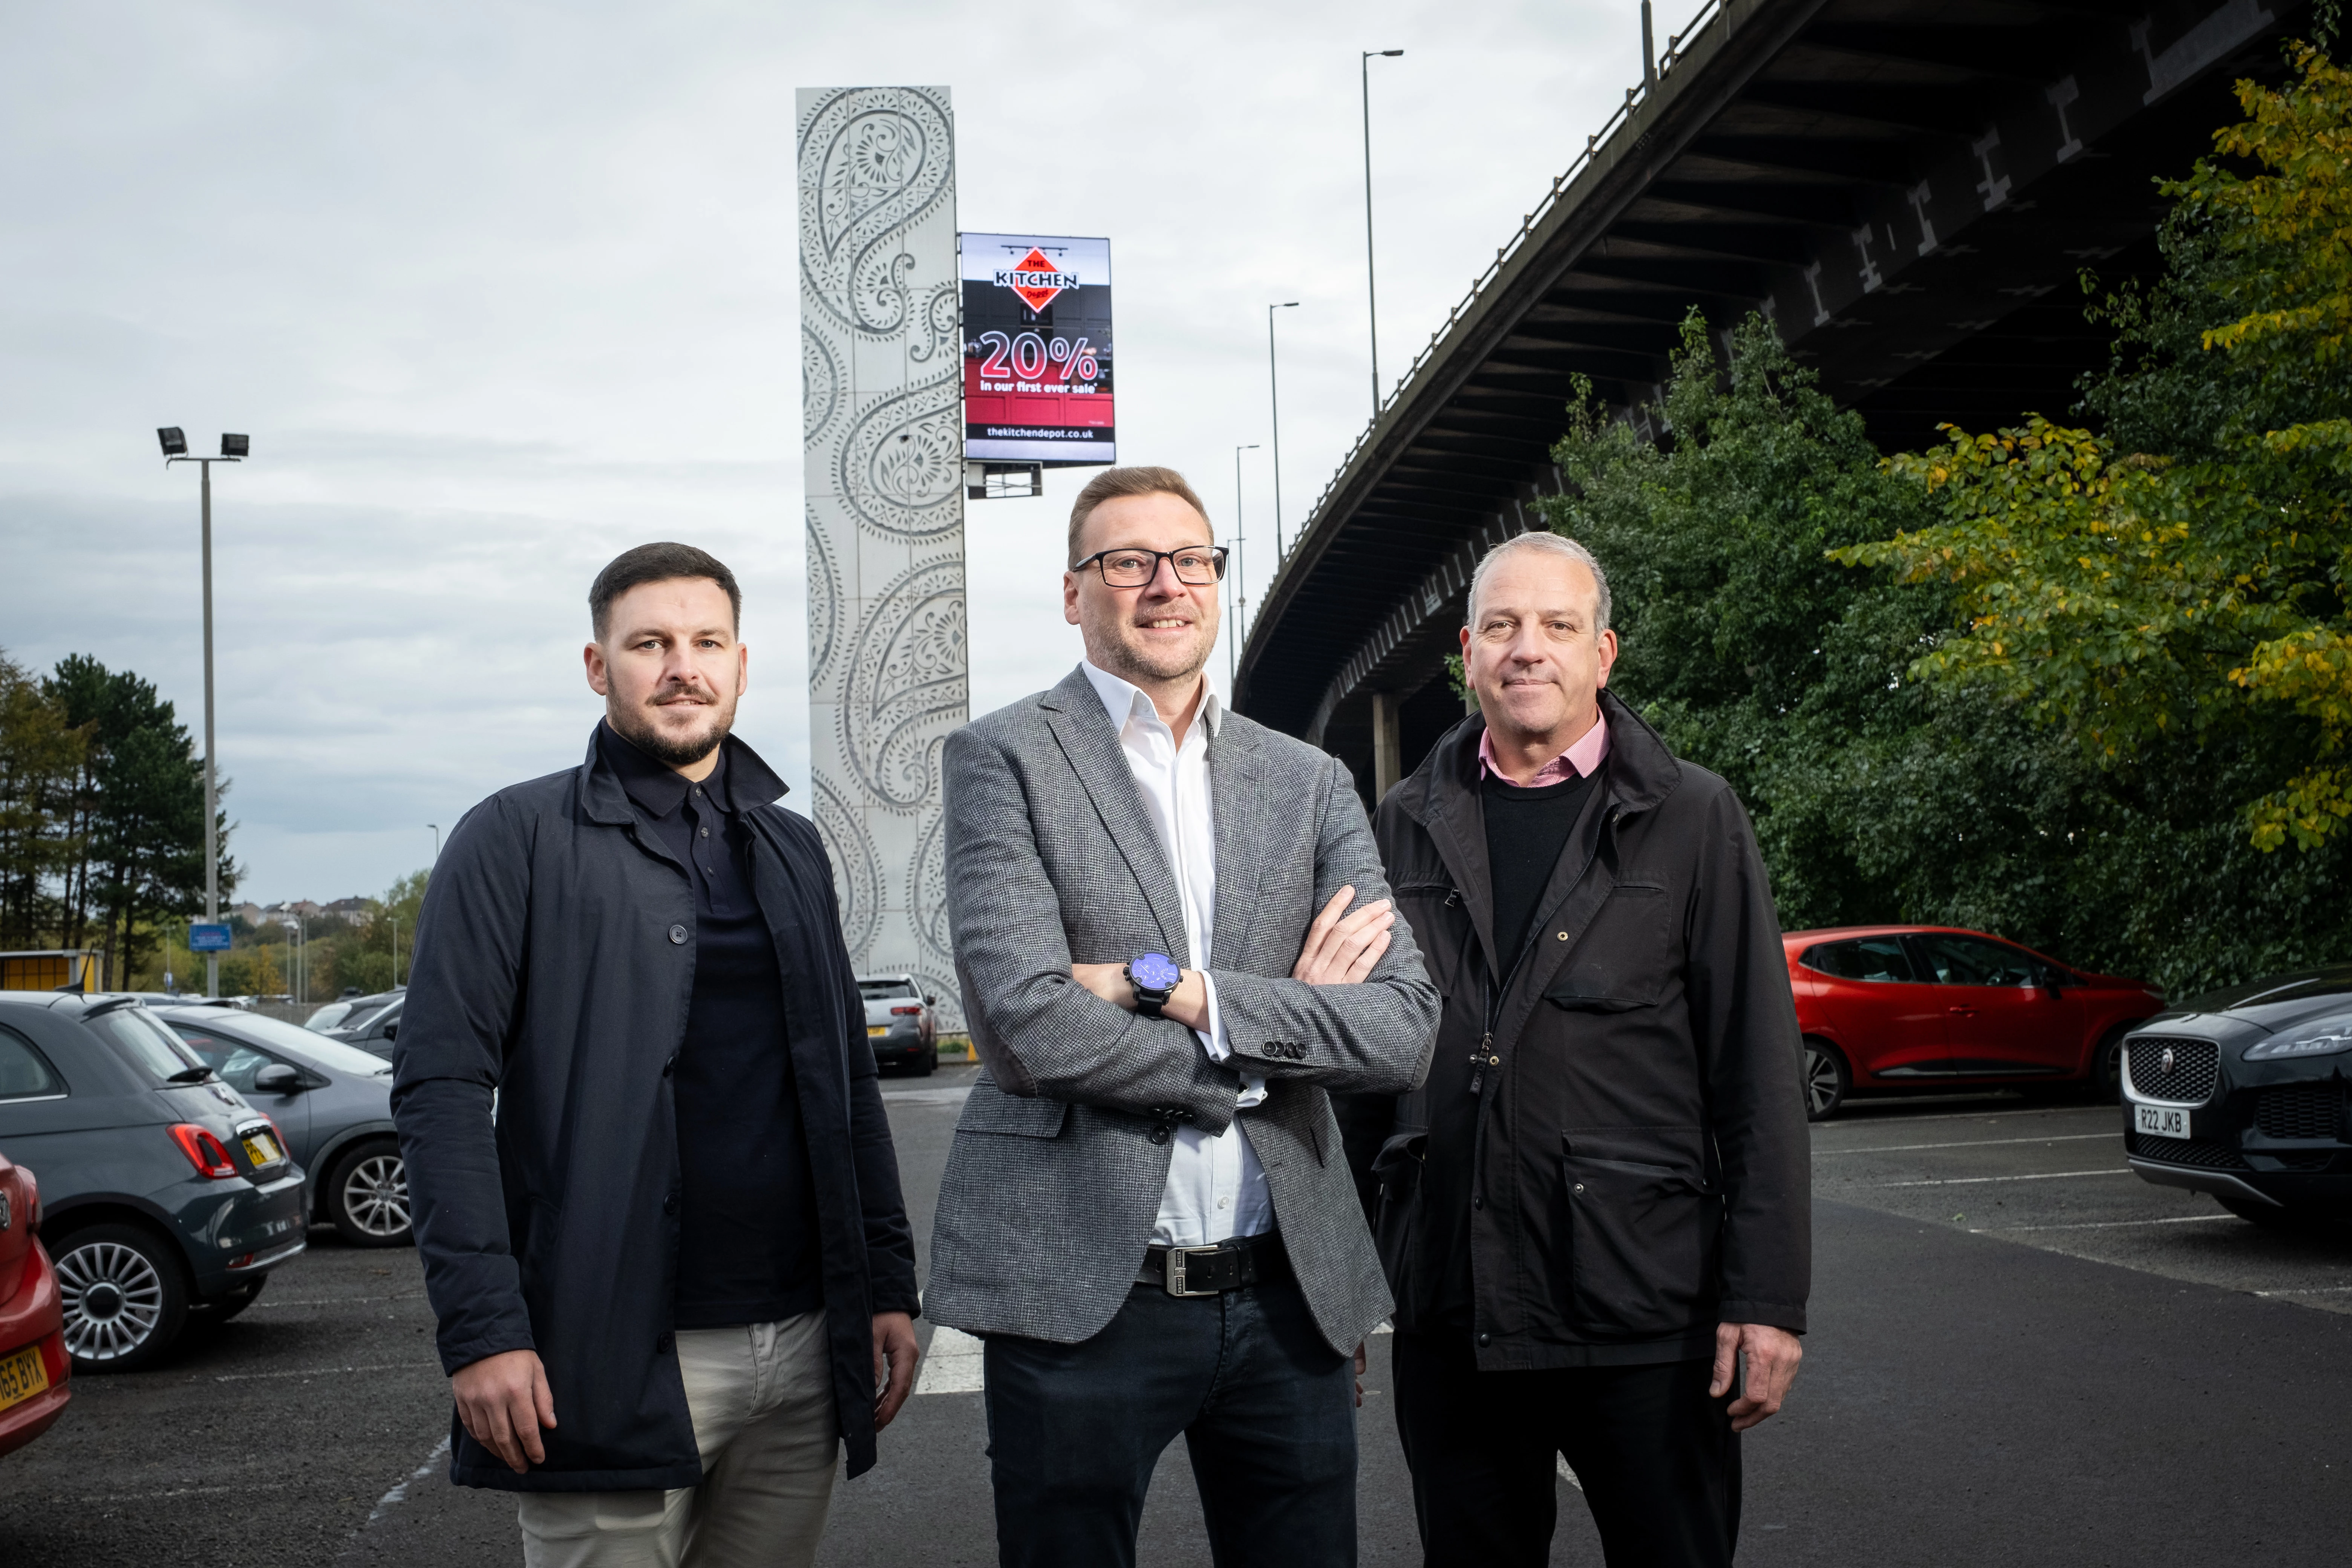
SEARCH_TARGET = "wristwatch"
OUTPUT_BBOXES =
[1124,952,1182,1018]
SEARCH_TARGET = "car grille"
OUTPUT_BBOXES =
[2129,1130,2247,1169]
[2127,1037,2219,1104]
[2255,1084,2341,1141]
[2267,1151,2334,1172]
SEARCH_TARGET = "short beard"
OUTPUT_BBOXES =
[610,701,729,769]
[1102,628,1210,688]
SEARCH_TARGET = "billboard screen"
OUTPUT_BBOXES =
[960,232,1113,466]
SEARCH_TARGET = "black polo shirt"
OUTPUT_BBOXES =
[598,722,824,1329]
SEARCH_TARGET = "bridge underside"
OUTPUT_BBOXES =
[1236,0,2305,802]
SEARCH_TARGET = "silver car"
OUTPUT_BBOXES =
[155,1007,411,1248]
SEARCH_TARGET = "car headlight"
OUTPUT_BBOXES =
[2244,1014,2352,1060]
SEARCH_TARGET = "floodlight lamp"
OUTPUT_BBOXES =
[1380,49,1403,56]
[220,433,250,458]
[157,427,188,457]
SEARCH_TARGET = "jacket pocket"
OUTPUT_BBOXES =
[1370,1132,1427,1321]
[1544,882,1671,1012]
[1560,1147,1720,1338]
[954,1083,1071,1139]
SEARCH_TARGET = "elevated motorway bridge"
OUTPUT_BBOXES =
[1233,0,2307,798]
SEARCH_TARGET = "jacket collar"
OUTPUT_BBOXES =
[578,722,788,828]
[1034,664,1192,962]
[1398,686,1678,831]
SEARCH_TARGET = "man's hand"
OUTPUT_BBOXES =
[1712,1322,1801,1433]
[873,1311,919,1431]
[452,1348,556,1474]
[1070,961,1212,1031]
[1293,886,1394,985]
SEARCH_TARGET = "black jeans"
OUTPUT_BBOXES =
[983,1279,1357,1568]
[1392,1332,1739,1568]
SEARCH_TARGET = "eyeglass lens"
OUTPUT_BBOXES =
[1098,549,1225,586]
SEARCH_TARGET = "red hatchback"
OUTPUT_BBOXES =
[1784,926,2166,1119]
[0,1150,70,1455]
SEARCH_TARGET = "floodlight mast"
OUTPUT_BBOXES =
[1267,302,1299,557]
[1362,50,1404,415]
[159,428,248,998]
[1230,443,1260,689]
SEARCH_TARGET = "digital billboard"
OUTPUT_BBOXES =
[960,232,1113,466]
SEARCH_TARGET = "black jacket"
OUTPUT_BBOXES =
[1361,692,1809,1369]
[392,729,919,1491]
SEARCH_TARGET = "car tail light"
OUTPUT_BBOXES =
[890,1005,922,1015]
[169,1124,239,1179]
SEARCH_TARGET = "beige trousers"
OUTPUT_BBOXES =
[518,1311,839,1568]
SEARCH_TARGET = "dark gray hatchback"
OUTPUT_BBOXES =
[0,994,308,1371]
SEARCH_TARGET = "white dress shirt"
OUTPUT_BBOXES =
[1080,660,1272,1247]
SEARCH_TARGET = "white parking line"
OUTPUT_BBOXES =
[914,1325,986,1394]
[1828,1105,2108,1127]
[2253,1284,2352,1297]
[1557,1455,1583,1491]
[1868,1168,2133,1188]
[367,1435,452,1524]
[1969,1214,2240,1233]
[1815,1132,2119,1156]
[882,1087,972,1106]
[211,1359,439,1383]
[253,1293,423,1308]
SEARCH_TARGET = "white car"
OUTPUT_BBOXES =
[856,974,938,1076]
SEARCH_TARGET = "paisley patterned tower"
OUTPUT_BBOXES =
[797,86,968,1026]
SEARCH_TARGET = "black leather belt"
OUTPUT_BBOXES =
[1137,1232,1291,1297]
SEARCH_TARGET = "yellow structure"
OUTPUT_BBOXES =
[0,951,100,992]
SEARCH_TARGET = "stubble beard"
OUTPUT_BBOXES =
[611,689,735,768]
[1102,624,1211,690]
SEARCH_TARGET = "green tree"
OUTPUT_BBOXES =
[0,650,86,947]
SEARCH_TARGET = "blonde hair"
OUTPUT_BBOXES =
[1066,466,1213,566]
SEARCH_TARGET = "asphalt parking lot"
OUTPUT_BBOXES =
[5,1069,2348,1566]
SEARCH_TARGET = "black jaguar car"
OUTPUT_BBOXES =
[2122,964,2352,1228]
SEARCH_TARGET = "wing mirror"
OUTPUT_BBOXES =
[926,995,938,1006]
[381,1022,398,1041]
[252,1063,304,1093]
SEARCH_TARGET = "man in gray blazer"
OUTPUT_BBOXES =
[931,465,1440,1566]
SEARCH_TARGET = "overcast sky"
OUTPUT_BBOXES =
[2,0,1655,904]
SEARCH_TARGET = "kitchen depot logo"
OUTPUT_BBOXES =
[996,247,1081,312]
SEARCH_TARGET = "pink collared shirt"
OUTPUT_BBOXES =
[1479,709,1611,787]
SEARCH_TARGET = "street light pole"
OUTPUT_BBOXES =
[1230,443,1260,689]
[428,824,440,862]
[1267,302,1299,557]
[1362,49,1404,415]
[159,428,246,999]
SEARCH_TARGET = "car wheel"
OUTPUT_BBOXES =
[915,1043,938,1076]
[327,1139,414,1247]
[52,1222,190,1373]
[2084,1027,2129,1104]
[1803,1038,1850,1122]
[190,1274,268,1323]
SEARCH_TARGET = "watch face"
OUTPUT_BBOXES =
[1131,952,1181,991]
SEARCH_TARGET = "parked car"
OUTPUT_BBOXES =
[2121,964,2352,1229]
[1785,926,2166,1119]
[0,1150,69,1455]
[307,989,403,1060]
[156,1006,409,1248]
[856,974,939,1076]
[0,993,307,1372]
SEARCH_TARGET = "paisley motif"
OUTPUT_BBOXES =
[796,88,956,337]
[842,557,967,811]
[810,773,882,960]
[802,324,840,441]
[839,371,964,541]
[804,506,841,693]
[912,805,955,971]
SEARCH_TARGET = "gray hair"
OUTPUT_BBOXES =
[1465,530,1612,633]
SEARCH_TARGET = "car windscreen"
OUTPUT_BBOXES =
[305,1002,356,1031]
[2176,967,2352,1016]
[173,1013,392,1078]
[94,1007,210,1082]
[858,980,918,1000]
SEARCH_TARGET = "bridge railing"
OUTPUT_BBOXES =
[1280,0,1732,567]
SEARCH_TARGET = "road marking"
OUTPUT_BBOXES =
[1969,1214,2240,1233]
[1868,1168,2132,1188]
[2253,1284,2352,1297]
[1827,1105,2106,1127]
[916,1325,986,1394]
[211,1359,440,1383]
[883,1087,972,1106]
[253,1292,423,1308]
[1815,1132,2118,1156]
[367,1435,451,1524]
[1557,1455,1582,1491]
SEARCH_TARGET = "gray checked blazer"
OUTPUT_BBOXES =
[926,666,1441,1355]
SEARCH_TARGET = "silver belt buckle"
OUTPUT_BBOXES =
[1164,1244,1221,1297]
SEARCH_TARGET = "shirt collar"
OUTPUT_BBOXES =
[1478,707,1610,787]
[1079,660,1222,742]
[597,720,733,819]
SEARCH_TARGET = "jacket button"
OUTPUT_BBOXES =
[1472,1195,1484,1210]
[663,1054,678,1077]
[1573,1183,1585,1195]
[667,923,688,945]
[1149,1126,1171,1145]
[1477,1332,1491,1348]
[656,1332,674,1354]
[663,1192,679,1215]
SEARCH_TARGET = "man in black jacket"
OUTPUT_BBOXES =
[1363,531,1809,1568]
[392,543,920,1568]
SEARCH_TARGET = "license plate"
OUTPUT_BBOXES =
[867,1024,887,1037]
[241,1130,283,1167]
[2135,1103,2193,1140]
[0,1344,49,1413]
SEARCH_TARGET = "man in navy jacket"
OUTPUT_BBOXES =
[392,542,919,1568]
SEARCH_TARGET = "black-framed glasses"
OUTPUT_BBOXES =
[1074,545,1229,587]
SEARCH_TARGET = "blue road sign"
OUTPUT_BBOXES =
[189,924,232,952]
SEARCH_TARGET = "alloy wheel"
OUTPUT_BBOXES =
[1804,1045,1845,1118]
[343,1153,411,1239]
[57,1239,167,1362]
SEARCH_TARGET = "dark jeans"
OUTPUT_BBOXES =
[1392,1332,1739,1568]
[983,1279,1357,1568]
